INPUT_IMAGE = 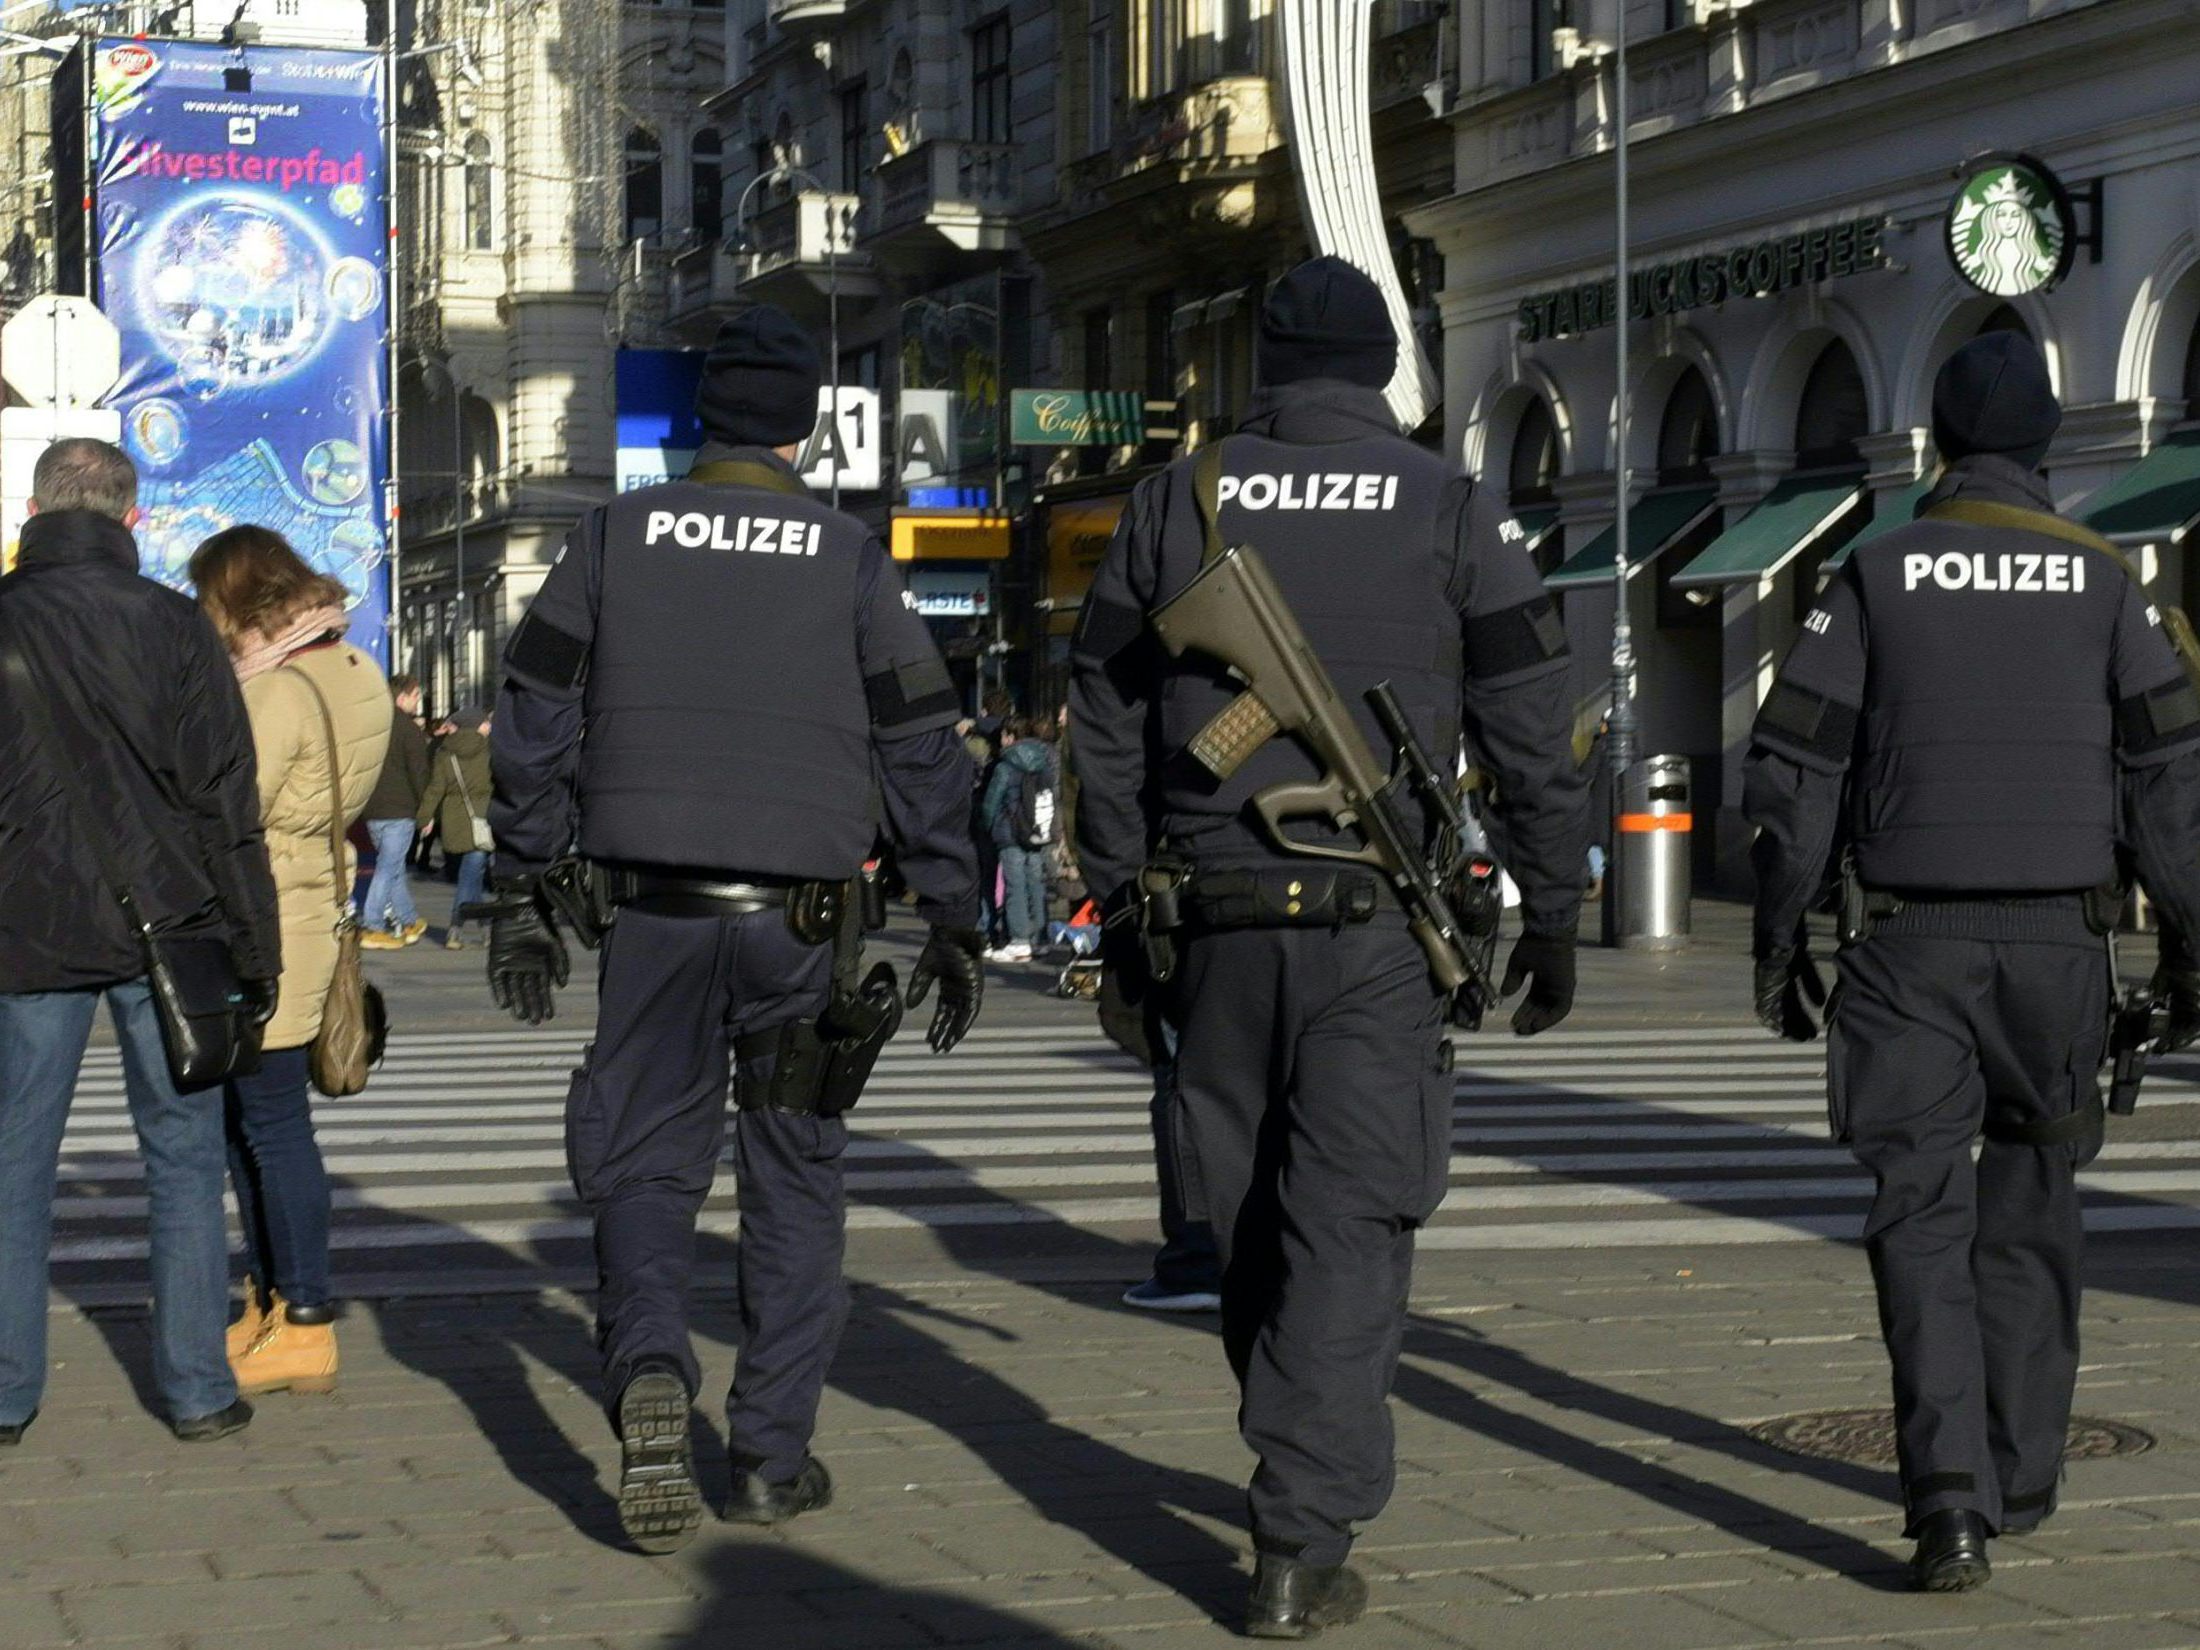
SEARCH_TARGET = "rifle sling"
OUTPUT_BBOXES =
[686,459,809,498]
[1192,440,1231,567]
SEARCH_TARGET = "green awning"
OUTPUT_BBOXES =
[2084,428,2200,545]
[1823,479,1932,573]
[1511,503,1560,556]
[1670,475,1864,589]
[1544,486,1718,591]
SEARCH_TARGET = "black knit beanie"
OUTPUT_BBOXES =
[1931,331,2060,471]
[695,305,823,448]
[1257,257,1398,389]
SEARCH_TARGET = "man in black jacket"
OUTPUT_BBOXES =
[1071,259,1585,1636]
[0,438,280,1444]
[1746,333,2200,1589]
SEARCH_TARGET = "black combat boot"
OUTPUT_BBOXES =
[1909,1508,1991,1592]
[614,1362,702,1554]
[1246,1553,1369,1639]
[725,1455,833,1525]
[170,1399,253,1442]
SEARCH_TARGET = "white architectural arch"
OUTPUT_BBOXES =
[1463,358,1572,481]
[1894,280,2064,432]
[2115,232,2200,409]
[1276,0,1440,430]
[1622,326,1733,475]
[1737,297,1887,455]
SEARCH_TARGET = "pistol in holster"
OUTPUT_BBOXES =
[1132,856,1194,984]
[734,961,903,1119]
[538,857,618,950]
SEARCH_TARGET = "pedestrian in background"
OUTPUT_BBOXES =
[983,715,1059,961]
[359,672,430,948]
[416,705,494,948]
[0,439,278,1444]
[1746,331,2200,1590]
[191,527,390,1399]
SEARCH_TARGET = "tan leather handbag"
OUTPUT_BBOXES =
[287,666,389,1097]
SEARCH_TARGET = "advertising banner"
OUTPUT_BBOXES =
[91,38,390,659]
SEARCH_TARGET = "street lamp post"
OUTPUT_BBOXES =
[731,164,842,508]
[1602,13,1638,948]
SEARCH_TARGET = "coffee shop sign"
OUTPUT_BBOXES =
[1517,216,1889,344]
[1010,389,1146,447]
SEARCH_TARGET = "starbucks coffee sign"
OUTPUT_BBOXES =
[1946,154,2074,298]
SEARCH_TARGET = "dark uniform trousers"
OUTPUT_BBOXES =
[1829,929,2108,1537]
[565,905,845,1483]
[1173,916,1452,1565]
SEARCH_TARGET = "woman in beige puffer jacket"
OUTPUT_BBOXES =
[190,526,389,1398]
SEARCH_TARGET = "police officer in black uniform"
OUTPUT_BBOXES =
[485,306,986,1554]
[1070,258,1587,1637]
[1746,331,2200,1591]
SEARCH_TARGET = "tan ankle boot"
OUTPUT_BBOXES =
[225,1280,270,1361]
[231,1302,339,1395]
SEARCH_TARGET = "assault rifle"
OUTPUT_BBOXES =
[1150,537,1495,1015]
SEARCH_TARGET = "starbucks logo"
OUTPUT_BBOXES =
[1946,155,2074,298]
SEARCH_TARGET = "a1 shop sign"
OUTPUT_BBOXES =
[797,387,881,493]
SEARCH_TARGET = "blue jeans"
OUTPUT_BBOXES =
[998,845,1048,945]
[225,1046,330,1310]
[360,818,419,931]
[450,850,489,931]
[0,980,235,1424]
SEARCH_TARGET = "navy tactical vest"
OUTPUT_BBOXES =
[1844,514,2125,891]
[577,472,876,880]
[1152,432,1462,867]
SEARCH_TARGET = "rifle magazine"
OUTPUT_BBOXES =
[1191,691,1283,778]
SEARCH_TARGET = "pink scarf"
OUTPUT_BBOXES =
[231,603,350,684]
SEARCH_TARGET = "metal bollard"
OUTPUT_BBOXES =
[1613,754,1691,950]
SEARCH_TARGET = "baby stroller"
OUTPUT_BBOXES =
[1051,897,1104,998]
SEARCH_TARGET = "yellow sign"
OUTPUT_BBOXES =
[890,512,1012,561]
[1045,495,1129,632]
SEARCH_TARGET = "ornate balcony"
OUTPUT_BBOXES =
[867,139,1020,258]
[767,0,844,33]
[736,190,880,306]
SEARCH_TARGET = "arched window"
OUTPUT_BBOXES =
[691,128,723,241]
[462,133,492,251]
[1977,304,2031,341]
[1508,397,1559,505]
[623,128,662,242]
[1656,366,1718,483]
[1793,339,1867,471]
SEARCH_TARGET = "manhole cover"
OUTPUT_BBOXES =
[1748,1409,2155,1465]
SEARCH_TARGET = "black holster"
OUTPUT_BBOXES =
[734,961,903,1118]
[539,857,618,950]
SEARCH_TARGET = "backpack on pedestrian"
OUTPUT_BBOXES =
[1011,758,1059,850]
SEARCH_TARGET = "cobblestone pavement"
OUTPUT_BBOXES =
[8,905,2200,1647]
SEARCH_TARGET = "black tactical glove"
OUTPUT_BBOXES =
[1097,916,1157,1067]
[905,923,985,1053]
[1501,931,1577,1037]
[485,884,570,1026]
[241,978,279,1028]
[1754,943,1828,1042]
[2153,961,2200,1055]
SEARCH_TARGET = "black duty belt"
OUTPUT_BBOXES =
[607,868,795,915]
[1179,867,1380,931]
